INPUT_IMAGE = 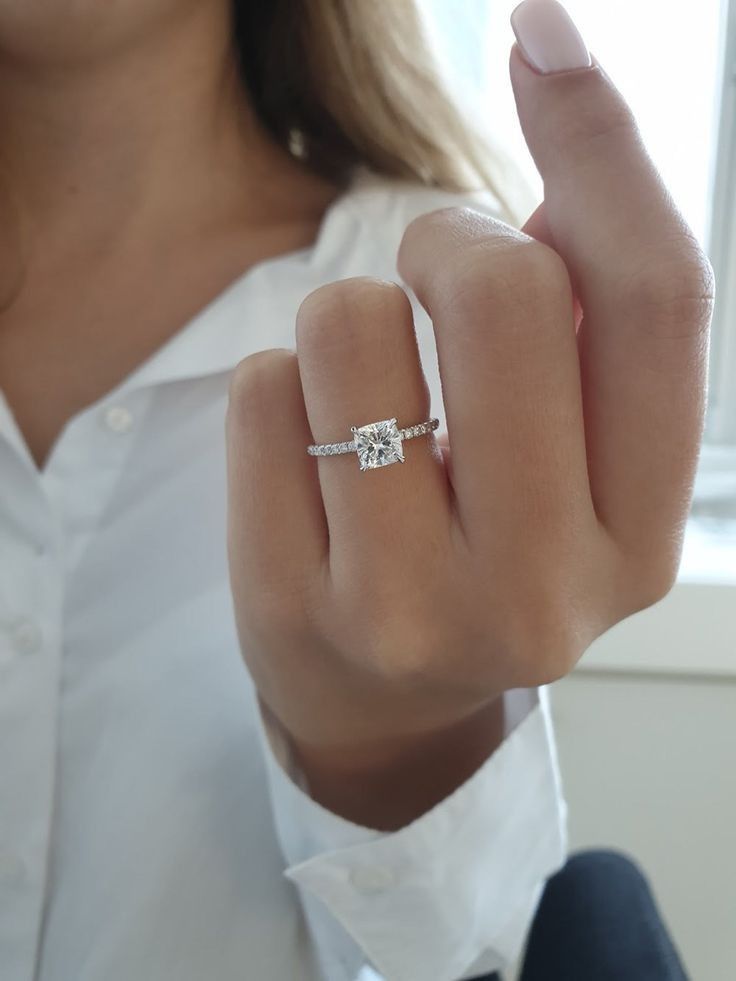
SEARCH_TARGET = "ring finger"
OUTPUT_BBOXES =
[296,277,452,584]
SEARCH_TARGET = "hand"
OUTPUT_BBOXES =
[226,39,714,816]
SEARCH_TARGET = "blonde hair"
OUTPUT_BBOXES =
[232,0,533,227]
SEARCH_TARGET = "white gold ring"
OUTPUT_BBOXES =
[307,416,439,471]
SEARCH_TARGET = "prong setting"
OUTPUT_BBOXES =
[352,418,404,470]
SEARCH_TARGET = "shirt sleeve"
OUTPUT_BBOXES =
[254,686,568,981]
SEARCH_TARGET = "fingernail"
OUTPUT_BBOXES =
[511,0,591,75]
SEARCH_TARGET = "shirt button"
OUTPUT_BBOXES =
[0,851,26,885]
[11,619,43,655]
[348,865,397,893]
[103,405,133,434]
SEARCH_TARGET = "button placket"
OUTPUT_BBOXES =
[40,389,152,550]
[0,504,62,980]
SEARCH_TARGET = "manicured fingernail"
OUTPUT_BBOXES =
[511,0,591,74]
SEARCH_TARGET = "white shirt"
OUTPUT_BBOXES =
[0,168,567,981]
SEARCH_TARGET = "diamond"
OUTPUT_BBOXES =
[351,418,404,470]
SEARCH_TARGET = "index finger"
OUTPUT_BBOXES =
[509,0,714,572]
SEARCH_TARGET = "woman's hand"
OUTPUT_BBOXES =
[226,34,714,821]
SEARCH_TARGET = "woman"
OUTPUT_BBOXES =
[0,0,709,979]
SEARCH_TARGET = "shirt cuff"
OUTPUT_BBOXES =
[255,688,568,981]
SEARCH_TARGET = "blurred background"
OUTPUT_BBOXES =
[422,2,736,979]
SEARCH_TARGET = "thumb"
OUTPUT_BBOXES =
[508,0,679,327]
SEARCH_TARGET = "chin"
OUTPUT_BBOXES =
[0,0,200,66]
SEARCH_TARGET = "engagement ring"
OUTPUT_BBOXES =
[307,417,439,471]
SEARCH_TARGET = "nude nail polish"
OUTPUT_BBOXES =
[510,0,592,74]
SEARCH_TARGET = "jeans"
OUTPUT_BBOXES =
[471,848,689,981]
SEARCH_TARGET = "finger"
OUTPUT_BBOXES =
[509,0,714,565]
[296,277,451,582]
[226,349,328,609]
[397,207,595,552]
[521,201,583,331]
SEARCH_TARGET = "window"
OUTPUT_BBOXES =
[707,0,736,447]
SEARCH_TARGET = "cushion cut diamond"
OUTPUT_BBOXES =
[352,418,404,470]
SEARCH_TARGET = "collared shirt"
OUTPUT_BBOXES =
[0,167,567,981]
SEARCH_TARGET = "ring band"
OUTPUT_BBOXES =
[307,416,439,471]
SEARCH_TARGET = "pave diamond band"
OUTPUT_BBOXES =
[307,417,439,471]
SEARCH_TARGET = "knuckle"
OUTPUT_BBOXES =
[496,577,593,687]
[521,617,582,685]
[629,560,680,613]
[622,247,716,339]
[296,277,409,352]
[605,537,682,622]
[505,638,573,690]
[556,88,637,150]
[400,205,452,246]
[640,572,678,610]
[226,348,294,423]
[402,204,513,247]
[400,205,484,255]
[354,606,442,686]
[443,237,571,324]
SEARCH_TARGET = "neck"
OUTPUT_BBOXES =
[0,4,331,260]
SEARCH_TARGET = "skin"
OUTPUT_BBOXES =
[0,0,338,467]
[0,3,714,832]
[227,51,714,828]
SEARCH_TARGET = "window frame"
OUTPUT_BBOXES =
[705,0,736,447]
